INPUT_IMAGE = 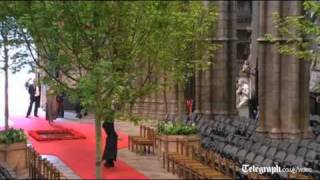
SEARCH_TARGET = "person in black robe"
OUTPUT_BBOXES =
[102,119,118,168]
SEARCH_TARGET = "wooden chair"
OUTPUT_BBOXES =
[211,150,223,172]
[128,125,148,151]
[132,127,157,155]
[173,143,202,177]
[288,172,314,180]
[163,138,198,175]
[248,172,270,180]
[187,146,226,179]
[196,169,231,180]
[218,155,234,176]
[163,139,233,179]
[184,146,230,179]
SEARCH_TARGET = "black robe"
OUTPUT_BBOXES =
[102,121,118,161]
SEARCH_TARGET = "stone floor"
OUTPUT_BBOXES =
[44,111,178,179]
[118,149,178,179]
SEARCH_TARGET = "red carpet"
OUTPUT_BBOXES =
[11,116,147,179]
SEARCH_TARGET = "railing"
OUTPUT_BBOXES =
[27,146,66,179]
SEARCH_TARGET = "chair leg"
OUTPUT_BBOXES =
[172,161,175,174]
[152,145,155,155]
[128,137,131,150]
[135,144,139,154]
[140,145,144,155]
[132,140,135,152]
[162,152,166,168]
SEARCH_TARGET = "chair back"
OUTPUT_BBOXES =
[146,127,156,141]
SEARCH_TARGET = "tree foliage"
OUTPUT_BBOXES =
[266,1,320,62]
[2,1,219,178]
[0,21,34,72]
[0,6,35,130]
[11,1,219,119]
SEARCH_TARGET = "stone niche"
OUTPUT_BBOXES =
[0,142,27,176]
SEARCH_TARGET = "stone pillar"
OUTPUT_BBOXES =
[168,86,178,116]
[249,1,259,98]
[195,1,238,118]
[256,1,313,139]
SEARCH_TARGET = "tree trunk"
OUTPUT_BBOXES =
[3,34,9,130]
[95,109,102,179]
[163,77,168,114]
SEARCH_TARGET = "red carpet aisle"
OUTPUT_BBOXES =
[11,116,147,179]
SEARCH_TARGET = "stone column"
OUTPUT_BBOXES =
[195,1,238,118]
[195,69,202,114]
[168,85,178,116]
[249,1,259,98]
[256,1,313,139]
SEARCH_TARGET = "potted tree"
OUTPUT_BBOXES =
[0,128,27,175]
[156,120,200,157]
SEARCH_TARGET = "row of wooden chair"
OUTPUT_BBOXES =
[128,125,157,155]
[27,146,66,179]
[163,139,231,179]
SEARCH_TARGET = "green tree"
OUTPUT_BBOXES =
[7,1,219,178]
[266,1,320,61]
[0,13,34,130]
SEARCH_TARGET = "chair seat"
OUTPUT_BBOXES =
[129,135,144,139]
[134,138,153,144]
[185,163,209,169]
[176,159,201,165]
[198,171,225,178]
[167,154,185,160]
[167,152,181,157]
[250,173,270,179]
[171,156,192,161]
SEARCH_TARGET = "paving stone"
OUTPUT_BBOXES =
[118,149,179,179]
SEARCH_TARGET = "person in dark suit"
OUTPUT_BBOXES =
[56,92,65,118]
[26,80,41,118]
[75,100,88,118]
[102,110,118,168]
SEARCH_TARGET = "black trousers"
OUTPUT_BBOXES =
[57,101,64,118]
[102,121,118,162]
[75,102,81,114]
[27,96,40,116]
[248,97,258,119]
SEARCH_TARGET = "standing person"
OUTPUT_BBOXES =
[248,91,258,120]
[75,99,88,118]
[56,92,65,118]
[26,80,40,118]
[46,87,58,123]
[34,81,41,116]
[24,78,32,90]
[102,109,118,168]
[75,101,83,118]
